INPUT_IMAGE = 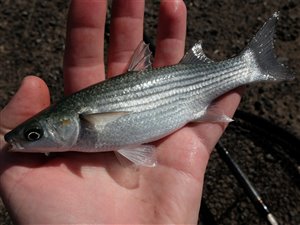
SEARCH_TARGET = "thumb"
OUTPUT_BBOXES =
[0,76,50,148]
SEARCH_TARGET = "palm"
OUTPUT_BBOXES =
[0,1,241,224]
[0,133,205,224]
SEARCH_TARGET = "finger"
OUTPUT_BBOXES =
[63,0,107,95]
[107,0,145,77]
[190,88,244,153]
[0,76,50,149]
[154,0,187,67]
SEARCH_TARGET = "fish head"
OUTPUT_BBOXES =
[4,111,80,153]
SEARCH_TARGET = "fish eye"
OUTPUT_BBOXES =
[24,127,43,141]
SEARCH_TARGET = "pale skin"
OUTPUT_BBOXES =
[0,0,242,224]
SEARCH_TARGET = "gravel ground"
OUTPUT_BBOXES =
[0,0,299,224]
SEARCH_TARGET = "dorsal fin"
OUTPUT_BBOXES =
[128,41,153,72]
[180,40,214,64]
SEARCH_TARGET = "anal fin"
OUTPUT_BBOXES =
[193,105,233,123]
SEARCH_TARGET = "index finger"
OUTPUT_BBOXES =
[63,0,107,95]
[107,0,145,78]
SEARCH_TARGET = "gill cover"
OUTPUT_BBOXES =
[46,116,80,147]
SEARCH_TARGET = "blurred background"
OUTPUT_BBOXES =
[0,0,299,224]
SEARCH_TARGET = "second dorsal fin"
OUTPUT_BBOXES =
[180,40,214,64]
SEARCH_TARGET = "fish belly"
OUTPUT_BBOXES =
[77,100,195,151]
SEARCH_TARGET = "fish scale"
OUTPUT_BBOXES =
[74,60,248,113]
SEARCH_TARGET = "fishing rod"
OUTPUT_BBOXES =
[215,142,279,225]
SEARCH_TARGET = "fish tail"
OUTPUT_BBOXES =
[243,12,294,82]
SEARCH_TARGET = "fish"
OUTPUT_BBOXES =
[4,12,293,167]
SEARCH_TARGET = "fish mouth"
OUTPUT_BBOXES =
[3,135,24,152]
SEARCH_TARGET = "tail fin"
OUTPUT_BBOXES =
[244,12,293,81]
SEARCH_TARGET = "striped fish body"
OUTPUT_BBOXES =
[69,57,249,150]
[4,13,292,166]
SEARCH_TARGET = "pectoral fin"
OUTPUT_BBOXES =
[116,145,157,167]
[80,112,129,128]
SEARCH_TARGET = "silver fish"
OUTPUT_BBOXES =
[4,13,293,166]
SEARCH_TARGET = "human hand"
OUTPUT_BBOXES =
[0,0,242,224]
